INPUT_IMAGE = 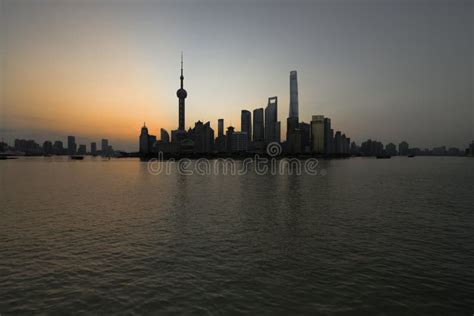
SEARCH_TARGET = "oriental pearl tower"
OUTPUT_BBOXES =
[176,53,187,131]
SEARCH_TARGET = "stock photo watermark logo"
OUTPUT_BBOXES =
[147,142,327,176]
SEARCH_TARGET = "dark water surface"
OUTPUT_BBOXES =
[1,156,473,314]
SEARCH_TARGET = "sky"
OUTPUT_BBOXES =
[1,0,472,151]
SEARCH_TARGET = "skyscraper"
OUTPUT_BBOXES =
[139,123,150,154]
[215,119,226,152]
[77,144,86,155]
[385,143,397,156]
[323,118,332,154]
[300,122,311,153]
[225,126,234,153]
[350,141,359,155]
[218,119,224,137]
[288,127,302,154]
[311,115,325,154]
[275,121,281,143]
[253,108,264,142]
[265,97,278,143]
[289,71,298,119]
[90,142,97,155]
[160,128,170,143]
[101,139,109,153]
[241,110,252,142]
[148,134,157,152]
[334,131,342,154]
[192,121,214,153]
[287,117,299,136]
[67,136,76,155]
[329,128,335,153]
[399,141,409,156]
[176,53,187,131]
[341,134,347,154]
[345,137,351,155]
[286,71,300,153]
[53,141,64,155]
[231,132,249,152]
[43,141,53,155]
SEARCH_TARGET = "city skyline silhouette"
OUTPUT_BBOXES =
[1,0,472,151]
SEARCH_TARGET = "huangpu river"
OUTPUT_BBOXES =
[1,156,473,314]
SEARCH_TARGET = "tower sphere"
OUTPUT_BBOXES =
[177,88,187,99]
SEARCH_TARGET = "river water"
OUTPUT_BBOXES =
[1,156,473,314]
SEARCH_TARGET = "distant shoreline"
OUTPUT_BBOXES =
[2,153,471,160]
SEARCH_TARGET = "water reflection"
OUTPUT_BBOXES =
[1,157,473,314]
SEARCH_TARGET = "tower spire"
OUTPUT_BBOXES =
[180,52,184,89]
[176,52,187,131]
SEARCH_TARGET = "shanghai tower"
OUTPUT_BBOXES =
[176,53,187,131]
[289,70,298,119]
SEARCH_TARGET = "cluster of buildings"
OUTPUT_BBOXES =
[138,56,473,158]
[139,56,352,157]
[0,137,114,156]
[1,55,472,159]
[349,140,469,157]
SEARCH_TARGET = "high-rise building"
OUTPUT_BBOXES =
[311,115,325,154]
[101,139,109,153]
[42,141,53,155]
[323,118,332,154]
[286,71,299,153]
[218,119,224,137]
[341,134,347,154]
[42,141,53,154]
[399,141,409,156]
[161,128,170,143]
[192,121,214,153]
[77,144,86,155]
[289,71,299,119]
[241,110,252,142]
[288,128,302,154]
[350,141,359,155]
[139,123,150,154]
[67,136,76,155]
[300,122,311,153]
[287,117,299,138]
[53,141,64,155]
[385,143,397,156]
[148,135,157,152]
[0,141,8,152]
[156,132,171,153]
[14,139,41,154]
[275,121,281,143]
[171,129,187,144]
[253,108,264,142]
[265,97,278,143]
[361,139,384,156]
[225,126,235,153]
[334,131,342,154]
[215,119,226,152]
[286,116,299,153]
[231,132,249,152]
[329,128,335,153]
[176,53,187,131]
[345,137,351,154]
[91,142,97,155]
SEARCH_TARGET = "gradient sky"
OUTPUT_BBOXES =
[1,0,472,151]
